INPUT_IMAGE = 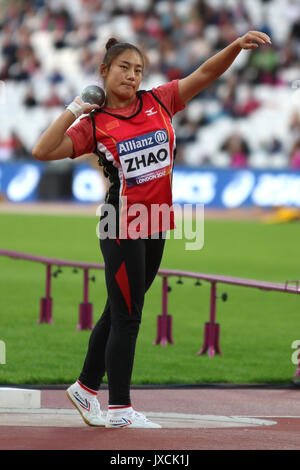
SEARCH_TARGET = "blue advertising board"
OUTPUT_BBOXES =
[0,162,43,202]
[172,167,300,208]
[1,162,300,208]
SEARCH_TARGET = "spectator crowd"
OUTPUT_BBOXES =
[0,0,300,168]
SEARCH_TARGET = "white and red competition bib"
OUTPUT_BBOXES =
[91,90,177,238]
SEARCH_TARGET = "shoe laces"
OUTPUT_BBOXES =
[89,396,102,416]
[131,410,150,422]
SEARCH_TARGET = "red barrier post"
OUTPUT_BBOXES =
[154,276,174,346]
[77,268,93,330]
[38,264,53,324]
[197,281,222,357]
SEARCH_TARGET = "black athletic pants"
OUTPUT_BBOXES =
[78,235,165,405]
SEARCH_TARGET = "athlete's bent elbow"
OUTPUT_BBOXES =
[32,146,53,161]
[32,148,46,161]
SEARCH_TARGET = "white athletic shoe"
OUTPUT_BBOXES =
[105,408,162,429]
[66,381,105,427]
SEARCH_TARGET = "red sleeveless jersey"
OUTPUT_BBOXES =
[90,90,177,238]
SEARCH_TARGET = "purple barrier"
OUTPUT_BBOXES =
[1,249,300,377]
[0,249,104,331]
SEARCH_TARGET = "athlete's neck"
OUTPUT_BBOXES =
[105,93,138,109]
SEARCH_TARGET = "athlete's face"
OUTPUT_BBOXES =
[101,50,144,106]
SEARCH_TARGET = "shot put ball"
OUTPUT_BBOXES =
[81,85,106,107]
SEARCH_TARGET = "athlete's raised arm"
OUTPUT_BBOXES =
[178,30,272,105]
[32,97,100,161]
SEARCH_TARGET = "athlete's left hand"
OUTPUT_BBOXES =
[238,31,271,50]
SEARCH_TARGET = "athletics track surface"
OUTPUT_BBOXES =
[0,386,299,451]
[1,205,299,452]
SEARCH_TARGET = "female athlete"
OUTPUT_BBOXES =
[33,30,271,428]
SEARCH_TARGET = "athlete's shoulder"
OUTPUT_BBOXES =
[150,80,185,117]
[140,87,172,119]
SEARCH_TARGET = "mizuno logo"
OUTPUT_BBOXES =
[145,107,157,116]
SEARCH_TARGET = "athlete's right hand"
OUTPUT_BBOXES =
[74,96,101,114]
[66,96,101,119]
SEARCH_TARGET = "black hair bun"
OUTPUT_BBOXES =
[105,38,120,50]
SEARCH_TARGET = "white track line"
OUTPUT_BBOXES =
[0,408,278,429]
